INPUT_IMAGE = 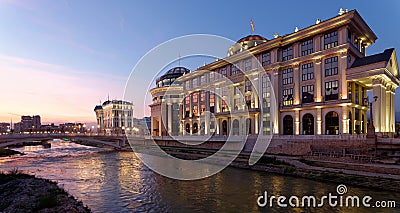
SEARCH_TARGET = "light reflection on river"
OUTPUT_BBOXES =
[0,141,399,213]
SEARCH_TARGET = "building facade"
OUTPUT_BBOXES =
[149,67,190,136]
[13,115,41,133]
[94,99,135,135]
[149,10,399,138]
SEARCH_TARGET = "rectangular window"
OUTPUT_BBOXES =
[302,85,314,103]
[301,39,313,56]
[221,100,228,112]
[231,63,240,75]
[325,80,339,101]
[245,58,252,71]
[261,52,271,66]
[262,74,271,111]
[209,92,215,113]
[301,63,314,81]
[210,72,215,82]
[233,98,240,110]
[282,45,293,61]
[282,68,293,85]
[234,85,241,95]
[200,75,206,85]
[245,80,252,92]
[221,67,227,76]
[184,95,190,117]
[283,88,293,106]
[193,78,198,87]
[324,31,338,49]
[200,91,205,102]
[185,81,190,89]
[325,56,338,76]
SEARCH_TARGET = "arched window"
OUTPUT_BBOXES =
[200,122,205,135]
[233,119,240,136]
[193,123,198,134]
[349,111,352,134]
[325,111,339,135]
[222,120,228,136]
[283,115,293,135]
[302,114,314,135]
[185,123,190,133]
[246,118,252,135]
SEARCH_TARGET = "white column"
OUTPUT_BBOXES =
[316,108,322,135]
[386,89,391,134]
[295,110,300,135]
[255,114,259,134]
[372,78,382,133]
[314,59,322,102]
[341,105,348,134]
[167,104,172,135]
[293,64,300,105]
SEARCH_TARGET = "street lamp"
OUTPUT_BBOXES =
[364,96,378,138]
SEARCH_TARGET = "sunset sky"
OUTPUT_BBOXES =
[1,0,399,124]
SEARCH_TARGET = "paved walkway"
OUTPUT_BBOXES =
[278,156,400,180]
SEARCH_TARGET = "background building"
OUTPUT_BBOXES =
[94,99,135,135]
[13,115,41,133]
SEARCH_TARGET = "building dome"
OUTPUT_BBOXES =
[94,105,103,111]
[236,34,267,43]
[156,67,190,88]
[228,34,268,56]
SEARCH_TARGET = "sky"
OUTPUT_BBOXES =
[0,0,399,124]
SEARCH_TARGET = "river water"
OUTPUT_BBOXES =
[0,140,399,212]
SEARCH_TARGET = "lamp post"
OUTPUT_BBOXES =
[365,96,378,138]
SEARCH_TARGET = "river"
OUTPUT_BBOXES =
[0,140,399,212]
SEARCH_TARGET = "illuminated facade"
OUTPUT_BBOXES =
[94,100,134,135]
[150,10,399,138]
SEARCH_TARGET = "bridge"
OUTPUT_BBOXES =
[0,133,145,149]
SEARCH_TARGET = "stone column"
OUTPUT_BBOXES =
[255,114,259,134]
[295,110,300,135]
[293,64,300,105]
[314,58,322,102]
[386,87,391,134]
[167,104,172,136]
[380,82,386,133]
[391,88,396,133]
[205,112,210,136]
[339,51,348,100]
[272,68,280,134]
[341,105,348,134]
[316,108,322,135]
[372,78,383,133]
[158,118,162,136]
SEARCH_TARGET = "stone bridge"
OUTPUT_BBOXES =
[0,133,145,149]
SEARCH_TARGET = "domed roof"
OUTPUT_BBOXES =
[237,34,267,43]
[156,66,190,87]
[165,67,190,75]
[94,105,103,111]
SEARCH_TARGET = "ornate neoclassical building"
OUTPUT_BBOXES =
[149,10,399,138]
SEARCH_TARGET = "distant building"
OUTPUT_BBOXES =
[39,123,60,133]
[14,115,41,133]
[59,123,86,133]
[94,99,134,134]
[0,123,11,133]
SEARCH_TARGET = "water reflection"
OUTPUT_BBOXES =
[0,148,399,212]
